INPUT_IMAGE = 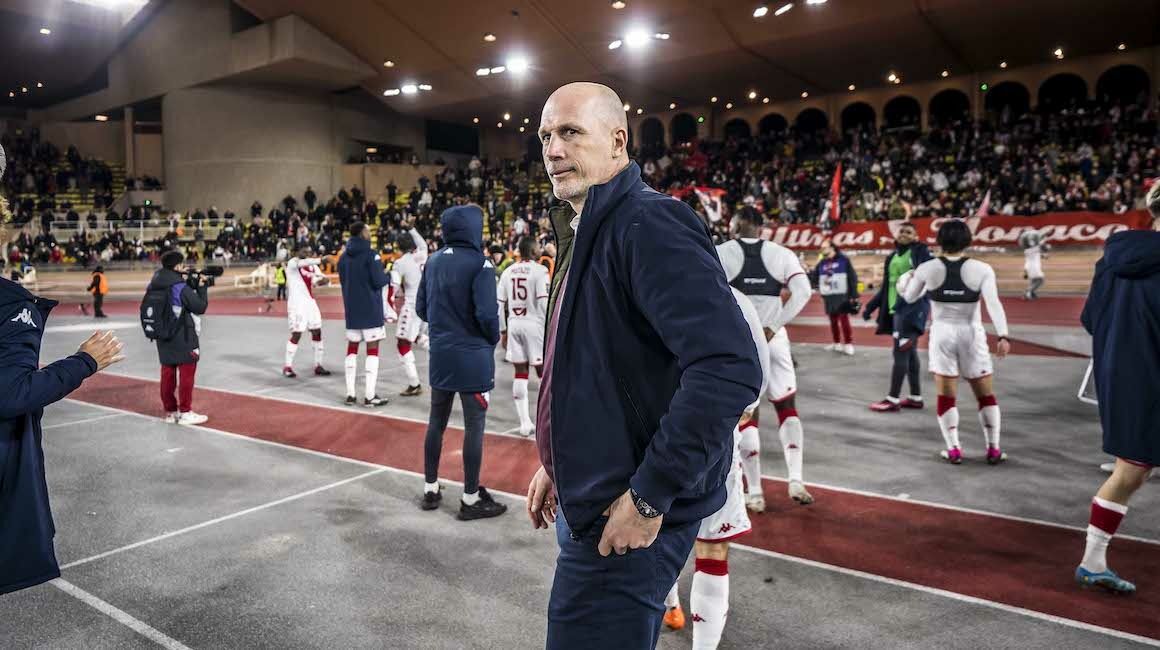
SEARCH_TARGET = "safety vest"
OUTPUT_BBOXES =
[274,267,286,285]
[91,272,108,295]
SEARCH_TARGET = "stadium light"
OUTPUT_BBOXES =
[980,83,989,91]
[483,33,496,42]
[775,3,793,16]
[384,60,395,68]
[887,72,897,82]
[609,40,622,50]
[497,122,503,127]
[507,56,530,74]
[473,117,479,124]
[490,66,506,74]
[519,126,525,133]
[623,103,630,111]
[476,68,490,76]
[625,29,649,48]
[748,90,757,99]
[636,108,643,115]
[725,102,733,109]
[94,115,108,122]
[611,0,626,8]
[21,87,27,93]
[366,147,378,154]
[419,84,432,91]
[40,28,51,35]
[384,89,401,96]
[401,84,418,94]
[655,33,670,40]
[8,92,14,98]
[697,116,705,123]
[524,117,530,124]
[503,113,511,120]
[753,5,769,18]
[1117,43,1126,51]
[848,84,856,91]
[801,91,808,98]
[999,61,1007,69]
[806,0,827,4]
[36,82,43,88]
[669,103,676,109]
[763,97,770,103]
[711,96,718,103]
[941,69,949,77]
[1053,47,1064,59]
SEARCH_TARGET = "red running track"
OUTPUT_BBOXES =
[69,373,1158,641]
[79,295,1082,358]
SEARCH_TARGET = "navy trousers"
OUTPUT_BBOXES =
[546,512,698,649]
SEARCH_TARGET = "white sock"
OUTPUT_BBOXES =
[664,582,681,609]
[738,423,762,496]
[364,354,380,400]
[1081,497,1128,573]
[313,339,324,367]
[284,341,297,368]
[691,562,729,650]
[400,349,419,386]
[344,353,357,397]
[778,415,804,483]
[513,377,532,430]
[424,481,439,494]
[936,398,961,450]
[462,490,480,506]
[979,401,1001,449]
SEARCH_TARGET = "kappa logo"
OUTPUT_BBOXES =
[717,523,734,534]
[10,308,36,328]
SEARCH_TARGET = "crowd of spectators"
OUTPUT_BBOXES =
[0,130,117,222]
[4,93,1157,269]
[646,97,1157,231]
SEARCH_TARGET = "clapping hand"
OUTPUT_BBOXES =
[78,330,125,371]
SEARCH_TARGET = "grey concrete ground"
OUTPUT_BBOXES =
[0,311,1154,649]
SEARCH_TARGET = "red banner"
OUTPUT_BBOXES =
[759,211,1152,251]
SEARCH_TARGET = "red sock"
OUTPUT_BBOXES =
[694,558,728,576]
[1090,498,1125,535]
[937,395,956,415]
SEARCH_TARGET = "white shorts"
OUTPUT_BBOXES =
[928,322,993,379]
[505,319,544,366]
[1024,258,1044,280]
[396,304,422,342]
[287,300,322,333]
[698,434,752,542]
[345,326,387,343]
[765,327,797,403]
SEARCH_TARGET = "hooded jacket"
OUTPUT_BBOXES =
[416,206,500,392]
[541,162,762,536]
[1081,229,1160,465]
[338,235,392,329]
[147,268,208,367]
[0,278,98,594]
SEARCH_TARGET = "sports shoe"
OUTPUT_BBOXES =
[282,366,297,378]
[789,480,814,505]
[164,411,179,424]
[344,395,358,406]
[985,447,1008,464]
[1075,566,1136,594]
[663,605,686,630]
[745,493,766,513]
[420,487,442,511]
[1100,462,1116,473]
[843,344,855,356]
[869,399,901,412]
[823,343,838,352]
[900,397,924,409]
[518,425,535,438]
[314,365,332,376]
[400,384,423,397]
[177,411,208,426]
[364,395,388,407]
[940,448,963,464]
[457,487,508,521]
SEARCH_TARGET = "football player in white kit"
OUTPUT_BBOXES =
[282,246,333,378]
[1018,229,1048,301]
[898,219,1010,464]
[391,222,429,396]
[716,206,814,509]
[497,236,550,437]
[663,287,770,648]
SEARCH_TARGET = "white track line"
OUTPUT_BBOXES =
[51,578,193,650]
[758,472,1160,546]
[61,465,385,570]
[87,373,1160,543]
[42,413,127,430]
[45,321,138,333]
[61,400,1160,647]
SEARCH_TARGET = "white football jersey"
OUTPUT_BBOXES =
[497,260,550,325]
[285,257,324,308]
[391,228,429,307]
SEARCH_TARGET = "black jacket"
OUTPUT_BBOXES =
[147,269,208,366]
[864,243,932,337]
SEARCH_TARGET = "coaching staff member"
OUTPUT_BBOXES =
[0,170,125,595]
[525,82,762,648]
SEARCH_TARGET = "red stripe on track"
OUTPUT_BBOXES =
[784,325,1083,358]
[68,373,1158,640]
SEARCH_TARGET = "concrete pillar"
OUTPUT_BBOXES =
[124,105,136,177]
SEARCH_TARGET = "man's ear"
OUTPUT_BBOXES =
[612,127,628,158]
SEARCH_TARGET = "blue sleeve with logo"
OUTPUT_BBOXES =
[0,305,97,418]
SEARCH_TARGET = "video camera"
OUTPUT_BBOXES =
[183,265,224,288]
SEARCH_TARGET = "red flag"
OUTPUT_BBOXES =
[974,188,992,217]
[829,162,842,224]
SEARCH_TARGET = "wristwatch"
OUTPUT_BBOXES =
[630,488,662,519]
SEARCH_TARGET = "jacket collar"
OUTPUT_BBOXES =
[0,277,57,314]
[549,160,642,246]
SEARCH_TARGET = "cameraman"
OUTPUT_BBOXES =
[148,250,209,425]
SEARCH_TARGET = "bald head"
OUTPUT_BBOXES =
[540,82,631,212]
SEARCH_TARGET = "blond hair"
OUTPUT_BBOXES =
[0,194,10,242]
[1148,180,1160,221]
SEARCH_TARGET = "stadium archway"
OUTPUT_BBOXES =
[840,102,875,134]
[724,118,752,140]
[671,113,698,143]
[1038,73,1087,113]
[984,81,1031,122]
[929,89,970,127]
[1096,64,1151,107]
[758,113,788,135]
[794,108,828,133]
[883,96,921,129]
[639,117,665,149]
